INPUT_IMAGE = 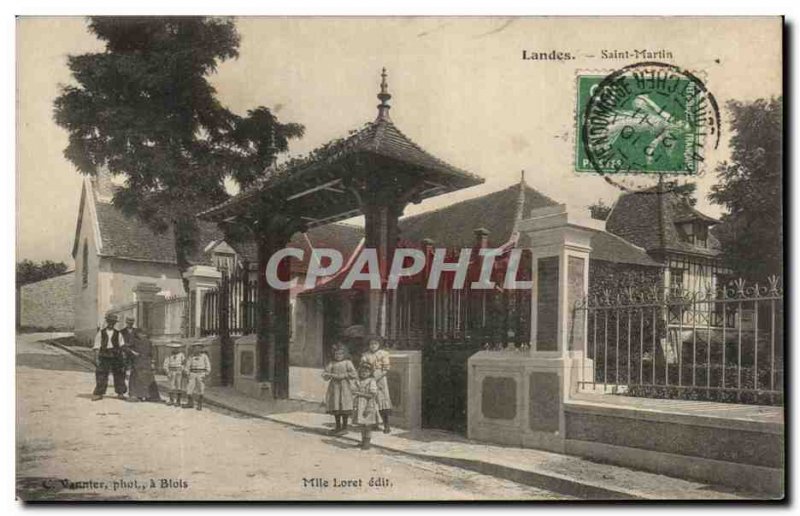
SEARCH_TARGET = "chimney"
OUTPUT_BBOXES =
[473,227,490,248]
[91,167,116,203]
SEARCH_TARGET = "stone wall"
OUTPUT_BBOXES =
[19,272,75,330]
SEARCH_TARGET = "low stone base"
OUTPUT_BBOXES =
[288,367,326,402]
[468,350,587,453]
[563,398,784,495]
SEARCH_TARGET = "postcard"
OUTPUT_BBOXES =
[15,16,784,501]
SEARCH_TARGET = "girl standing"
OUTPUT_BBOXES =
[352,363,382,449]
[360,335,393,433]
[322,344,357,435]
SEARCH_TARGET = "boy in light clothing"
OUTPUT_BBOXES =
[162,341,186,407]
[184,343,211,410]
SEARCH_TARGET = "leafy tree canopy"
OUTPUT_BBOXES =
[17,260,69,288]
[710,97,782,280]
[588,200,612,220]
[665,181,697,206]
[54,17,304,289]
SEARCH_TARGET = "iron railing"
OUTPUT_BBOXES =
[200,267,257,337]
[385,285,532,351]
[106,302,138,327]
[147,295,188,337]
[574,276,784,405]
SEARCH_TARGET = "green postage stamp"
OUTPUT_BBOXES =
[576,62,720,175]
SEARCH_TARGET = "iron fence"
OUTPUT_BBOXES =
[106,302,137,327]
[385,285,532,351]
[574,276,784,405]
[200,267,257,337]
[147,295,188,338]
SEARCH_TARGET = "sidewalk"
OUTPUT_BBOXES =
[44,340,754,500]
[182,384,751,500]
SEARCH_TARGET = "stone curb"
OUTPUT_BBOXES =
[44,339,96,369]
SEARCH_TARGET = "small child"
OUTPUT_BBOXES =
[162,341,186,407]
[352,363,382,450]
[322,344,357,435]
[184,343,211,410]
[360,335,393,433]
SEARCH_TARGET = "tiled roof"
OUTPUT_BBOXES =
[94,202,223,265]
[606,186,721,257]
[305,182,662,295]
[585,229,663,267]
[198,118,484,221]
[395,183,662,267]
[398,183,559,248]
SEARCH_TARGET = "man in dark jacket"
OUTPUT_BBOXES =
[91,313,127,401]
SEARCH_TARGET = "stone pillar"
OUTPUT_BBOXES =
[467,204,594,453]
[182,265,222,338]
[386,350,422,430]
[133,282,162,333]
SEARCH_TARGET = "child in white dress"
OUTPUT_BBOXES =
[322,344,357,435]
[360,335,393,433]
[351,363,382,449]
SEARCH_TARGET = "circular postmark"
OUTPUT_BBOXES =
[580,62,720,177]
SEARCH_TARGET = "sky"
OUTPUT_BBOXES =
[16,16,782,266]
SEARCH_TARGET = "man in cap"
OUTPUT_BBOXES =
[183,343,211,410]
[92,313,128,400]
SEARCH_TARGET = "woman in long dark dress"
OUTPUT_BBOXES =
[126,326,160,402]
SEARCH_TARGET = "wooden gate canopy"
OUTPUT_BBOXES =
[197,70,484,228]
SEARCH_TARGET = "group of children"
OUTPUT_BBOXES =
[323,335,392,450]
[163,341,212,410]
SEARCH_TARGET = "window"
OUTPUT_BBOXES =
[669,268,685,295]
[677,221,709,248]
[212,252,236,271]
[81,240,89,288]
[694,223,708,248]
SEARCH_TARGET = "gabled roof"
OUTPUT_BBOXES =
[199,116,484,225]
[399,183,558,248]
[606,185,721,257]
[73,176,224,265]
[94,203,224,265]
[397,181,659,267]
[303,181,662,297]
[583,229,663,267]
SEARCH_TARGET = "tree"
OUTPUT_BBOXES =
[588,200,612,220]
[710,97,782,280]
[16,260,68,288]
[54,17,304,291]
[665,181,697,206]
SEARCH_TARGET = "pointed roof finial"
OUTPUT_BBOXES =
[520,170,526,184]
[376,67,392,121]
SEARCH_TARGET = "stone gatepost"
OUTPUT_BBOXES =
[467,204,593,453]
[179,265,224,386]
[182,265,222,338]
[133,282,162,333]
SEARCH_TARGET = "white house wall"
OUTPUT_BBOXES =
[98,257,185,319]
[73,186,101,344]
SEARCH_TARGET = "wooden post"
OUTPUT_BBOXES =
[255,224,294,398]
[218,269,233,386]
